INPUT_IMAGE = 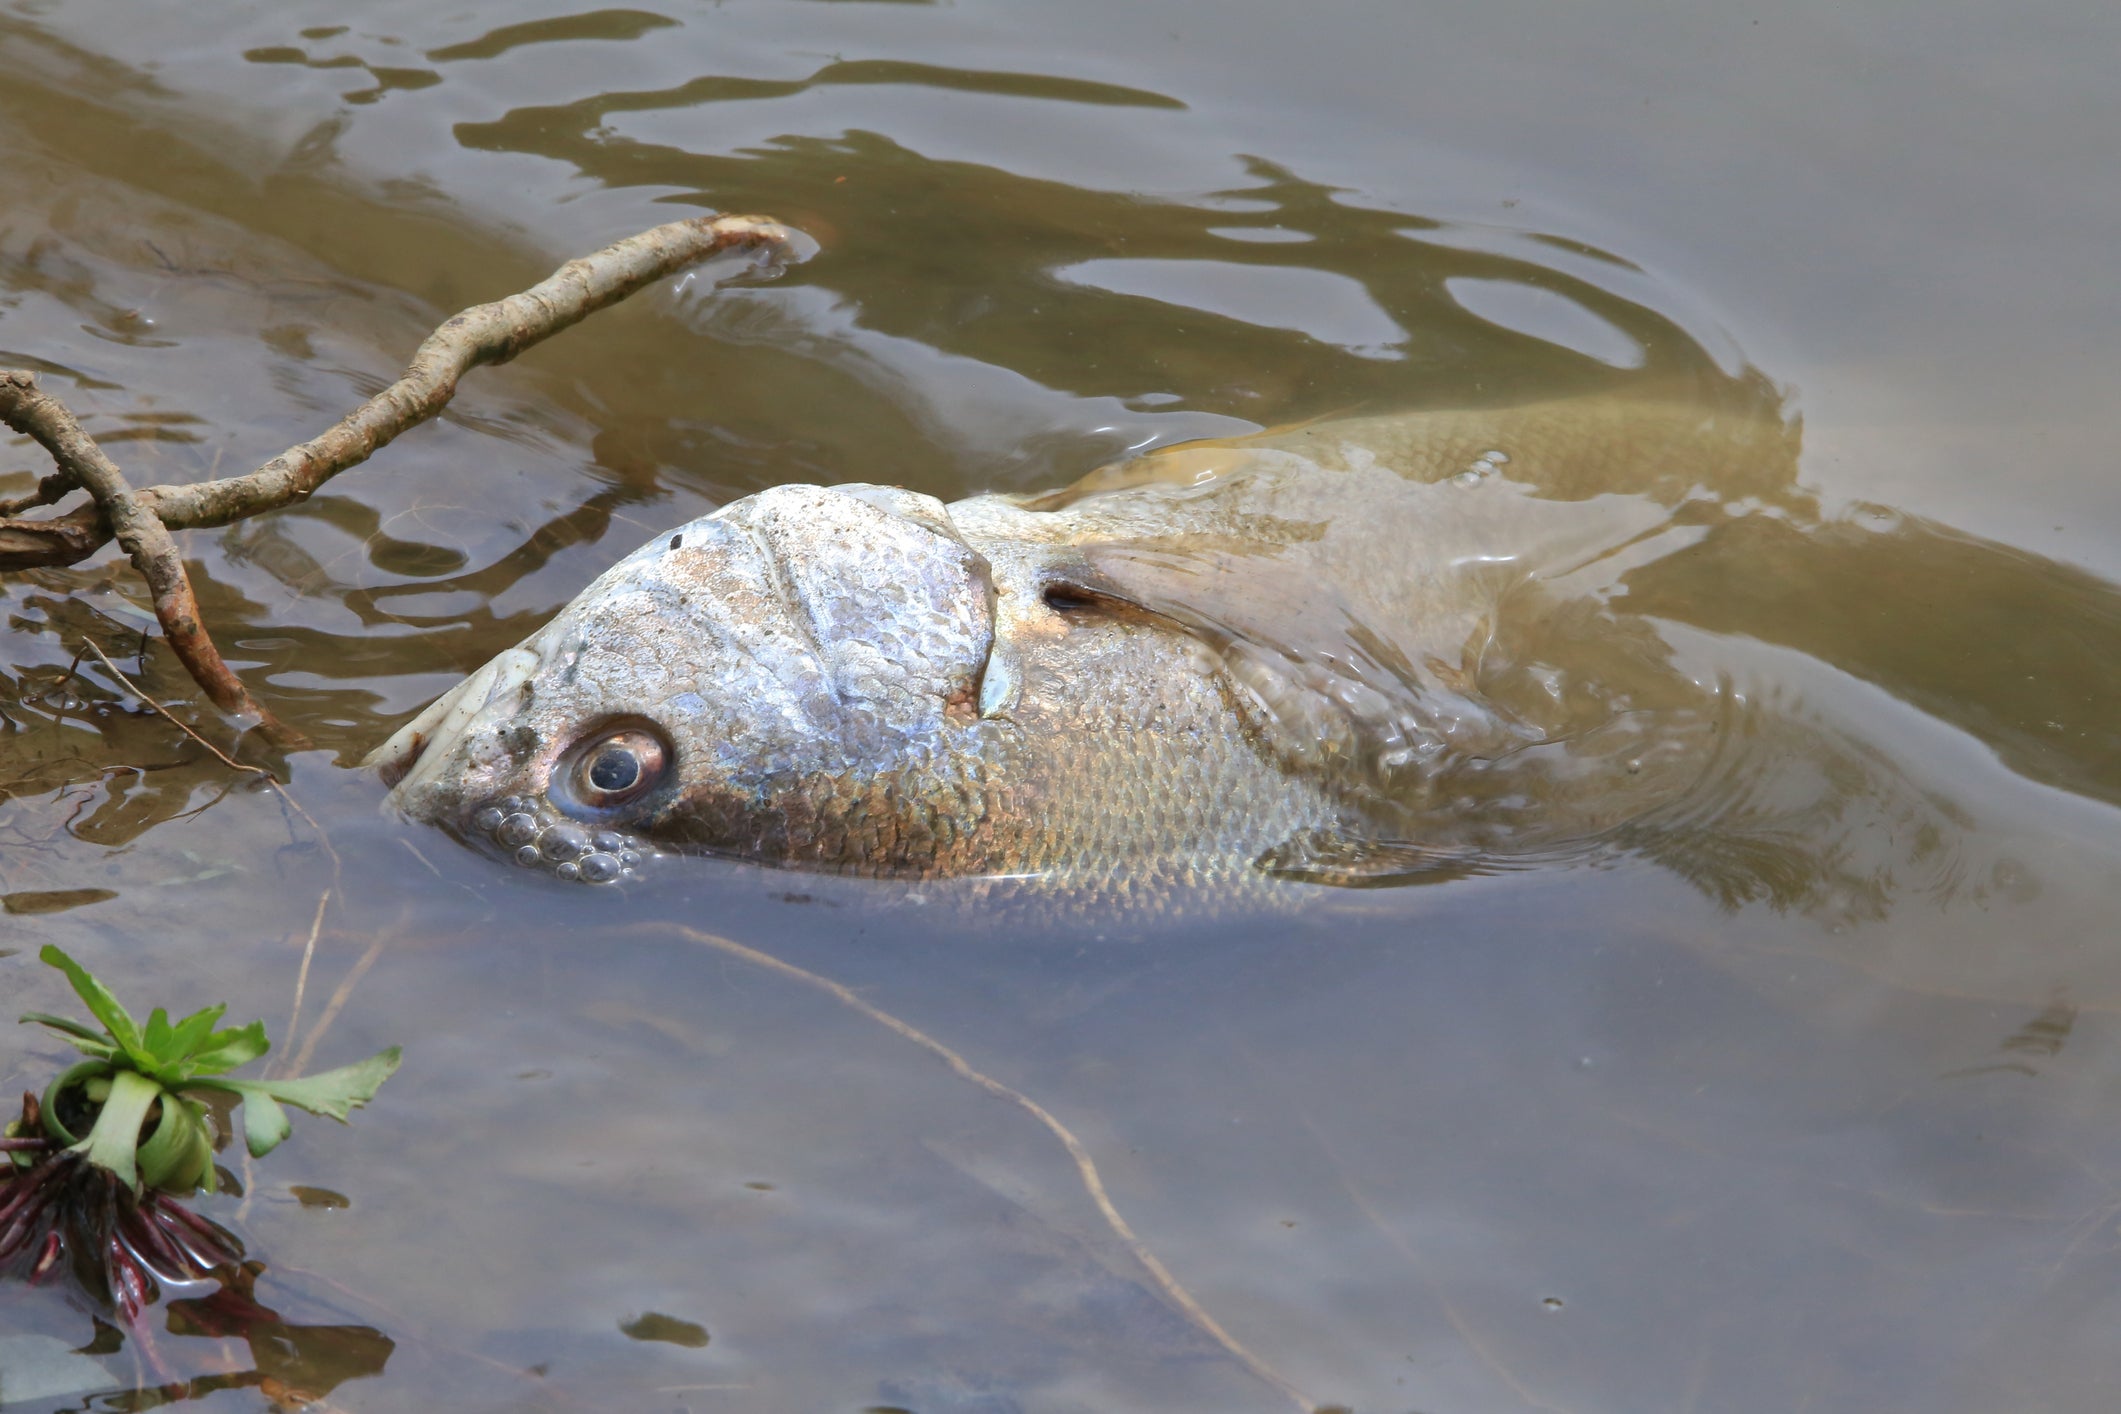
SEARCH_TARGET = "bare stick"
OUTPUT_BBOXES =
[0,213,800,724]
[1,372,289,735]
[637,922,1316,1412]
[0,215,796,566]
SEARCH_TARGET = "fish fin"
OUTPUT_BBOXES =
[1254,829,1499,888]
[1057,541,1528,791]
[1021,407,1368,511]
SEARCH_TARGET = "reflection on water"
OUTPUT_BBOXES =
[2,0,2121,1410]
[161,1276,395,1407]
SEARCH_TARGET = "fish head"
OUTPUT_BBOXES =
[367,483,997,882]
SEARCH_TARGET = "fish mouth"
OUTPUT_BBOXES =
[363,645,543,800]
[365,649,654,885]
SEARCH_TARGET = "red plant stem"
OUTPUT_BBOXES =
[124,1201,206,1279]
[0,1154,68,1227]
[0,1136,53,1151]
[0,1173,64,1254]
[27,1231,61,1282]
[149,1200,235,1270]
[0,1200,51,1259]
[154,1196,239,1256]
[108,1230,153,1322]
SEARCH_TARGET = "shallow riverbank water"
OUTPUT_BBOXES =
[2,1,2119,1410]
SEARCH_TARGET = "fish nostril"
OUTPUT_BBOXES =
[1042,583,1101,613]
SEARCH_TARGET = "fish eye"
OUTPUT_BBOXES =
[562,726,671,813]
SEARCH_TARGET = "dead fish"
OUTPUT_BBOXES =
[367,392,1803,896]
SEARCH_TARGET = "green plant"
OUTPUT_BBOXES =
[15,946,400,1193]
[2,946,400,1320]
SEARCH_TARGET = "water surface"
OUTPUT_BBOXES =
[3,1,2120,1410]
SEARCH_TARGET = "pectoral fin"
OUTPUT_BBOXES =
[1254,829,1494,888]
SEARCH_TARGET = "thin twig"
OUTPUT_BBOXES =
[79,636,342,893]
[239,911,380,1226]
[0,470,75,517]
[285,935,387,1080]
[78,639,272,782]
[279,889,333,1079]
[1295,1109,1576,1414]
[0,372,292,737]
[636,921,1315,1412]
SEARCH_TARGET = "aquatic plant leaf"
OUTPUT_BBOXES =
[70,1067,163,1192]
[142,1007,175,1061]
[166,1003,230,1063]
[182,1021,272,1078]
[36,947,154,1073]
[17,1012,119,1060]
[236,1090,293,1159]
[193,1048,403,1156]
[135,1092,217,1193]
[233,1049,402,1118]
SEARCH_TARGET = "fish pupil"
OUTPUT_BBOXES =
[589,747,640,792]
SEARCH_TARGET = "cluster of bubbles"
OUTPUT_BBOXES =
[468,796,644,884]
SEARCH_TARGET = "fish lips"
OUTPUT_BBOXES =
[367,646,540,795]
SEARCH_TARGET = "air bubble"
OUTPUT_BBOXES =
[496,812,539,848]
[617,850,641,869]
[554,861,581,882]
[472,806,504,834]
[541,824,590,862]
[579,852,623,883]
[513,844,542,867]
[592,830,627,854]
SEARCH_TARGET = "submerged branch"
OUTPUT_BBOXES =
[640,922,1320,1413]
[0,213,799,725]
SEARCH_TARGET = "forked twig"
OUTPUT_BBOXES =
[637,922,1317,1412]
[0,214,800,729]
[1,375,287,736]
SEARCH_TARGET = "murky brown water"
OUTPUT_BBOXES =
[3,1,2120,1410]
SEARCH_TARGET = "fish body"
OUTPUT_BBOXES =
[370,393,1799,900]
